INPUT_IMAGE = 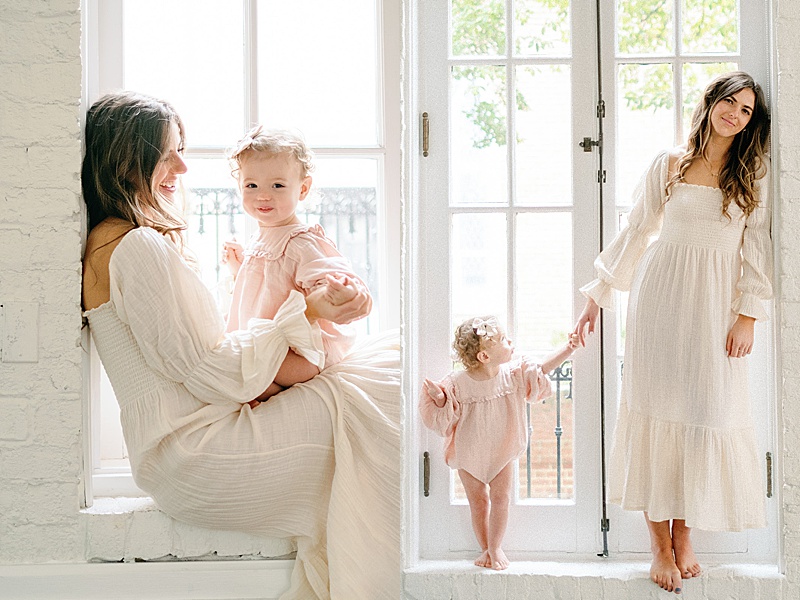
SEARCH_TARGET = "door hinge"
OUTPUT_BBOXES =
[423,451,431,496]
[600,518,610,532]
[422,112,430,157]
[597,170,606,183]
[766,451,773,498]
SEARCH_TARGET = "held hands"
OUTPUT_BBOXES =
[305,274,372,324]
[324,274,359,306]
[221,240,244,278]
[727,314,755,358]
[573,297,600,347]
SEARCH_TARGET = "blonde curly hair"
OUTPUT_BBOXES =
[229,125,315,180]
[452,315,500,370]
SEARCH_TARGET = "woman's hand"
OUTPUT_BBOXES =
[727,314,756,358]
[573,298,600,347]
[305,277,372,324]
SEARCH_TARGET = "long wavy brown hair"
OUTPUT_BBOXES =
[82,91,188,247]
[666,71,770,217]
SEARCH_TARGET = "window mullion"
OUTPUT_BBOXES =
[244,0,258,130]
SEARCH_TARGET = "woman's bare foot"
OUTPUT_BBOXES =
[650,546,682,594]
[672,522,701,579]
[488,547,510,570]
[474,550,492,568]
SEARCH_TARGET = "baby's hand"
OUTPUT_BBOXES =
[567,333,580,350]
[323,274,359,306]
[222,240,244,278]
[423,378,447,408]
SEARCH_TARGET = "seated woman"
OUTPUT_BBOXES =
[81,91,400,600]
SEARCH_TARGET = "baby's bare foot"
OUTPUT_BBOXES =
[488,547,510,571]
[650,547,682,594]
[673,530,701,579]
[474,550,491,568]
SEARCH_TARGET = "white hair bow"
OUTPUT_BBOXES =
[472,317,499,339]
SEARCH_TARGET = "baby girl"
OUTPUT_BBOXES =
[223,126,371,401]
[420,316,579,570]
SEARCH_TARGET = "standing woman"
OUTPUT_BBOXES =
[574,71,772,594]
[82,91,399,600]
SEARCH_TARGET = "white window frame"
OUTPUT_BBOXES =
[82,0,401,502]
[406,0,778,564]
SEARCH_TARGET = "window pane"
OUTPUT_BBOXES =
[451,213,508,327]
[123,0,244,148]
[518,362,574,500]
[616,63,674,205]
[682,0,738,54]
[616,0,674,55]
[451,0,505,57]
[514,212,573,353]
[515,65,572,206]
[514,0,570,57]
[451,66,508,204]
[310,158,380,335]
[183,158,245,304]
[257,0,378,146]
[682,62,738,140]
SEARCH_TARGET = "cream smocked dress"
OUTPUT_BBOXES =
[581,150,772,531]
[84,228,400,600]
[419,357,552,484]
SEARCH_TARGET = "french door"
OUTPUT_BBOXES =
[415,0,777,562]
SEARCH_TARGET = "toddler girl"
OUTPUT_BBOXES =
[420,316,579,570]
[222,126,371,400]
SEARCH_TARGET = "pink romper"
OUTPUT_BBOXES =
[227,223,362,367]
[419,357,553,484]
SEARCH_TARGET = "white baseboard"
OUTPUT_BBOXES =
[0,560,294,600]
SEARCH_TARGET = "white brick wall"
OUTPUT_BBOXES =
[0,0,84,564]
[1,0,800,597]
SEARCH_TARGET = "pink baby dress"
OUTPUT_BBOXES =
[419,357,553,484]
[227,223,364,367]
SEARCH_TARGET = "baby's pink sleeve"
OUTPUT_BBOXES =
[519,357,553,404]
[289,229,361,291]
[418,376,460,436]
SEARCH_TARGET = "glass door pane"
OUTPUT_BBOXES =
[418,0,600,558]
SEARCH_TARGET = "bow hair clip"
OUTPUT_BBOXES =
[472,317,499,339]
[234,124,264,156]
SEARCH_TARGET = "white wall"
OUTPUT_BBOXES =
[2,0,800,598]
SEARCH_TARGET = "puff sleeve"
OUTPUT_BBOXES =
[580,151,669,309]
[732,162,773,321]
[108,228,325,405]
[518,357,553,404]
[418,376,460,437]
[288,226,370,294]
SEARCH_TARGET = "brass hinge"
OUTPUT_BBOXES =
[423,451,431,497]
[766,452,773,498]
[422,112,430,157]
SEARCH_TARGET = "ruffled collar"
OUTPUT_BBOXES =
[246,223,328,260]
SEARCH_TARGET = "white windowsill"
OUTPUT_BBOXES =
[80,497,296,566]
[403,560,784,599]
